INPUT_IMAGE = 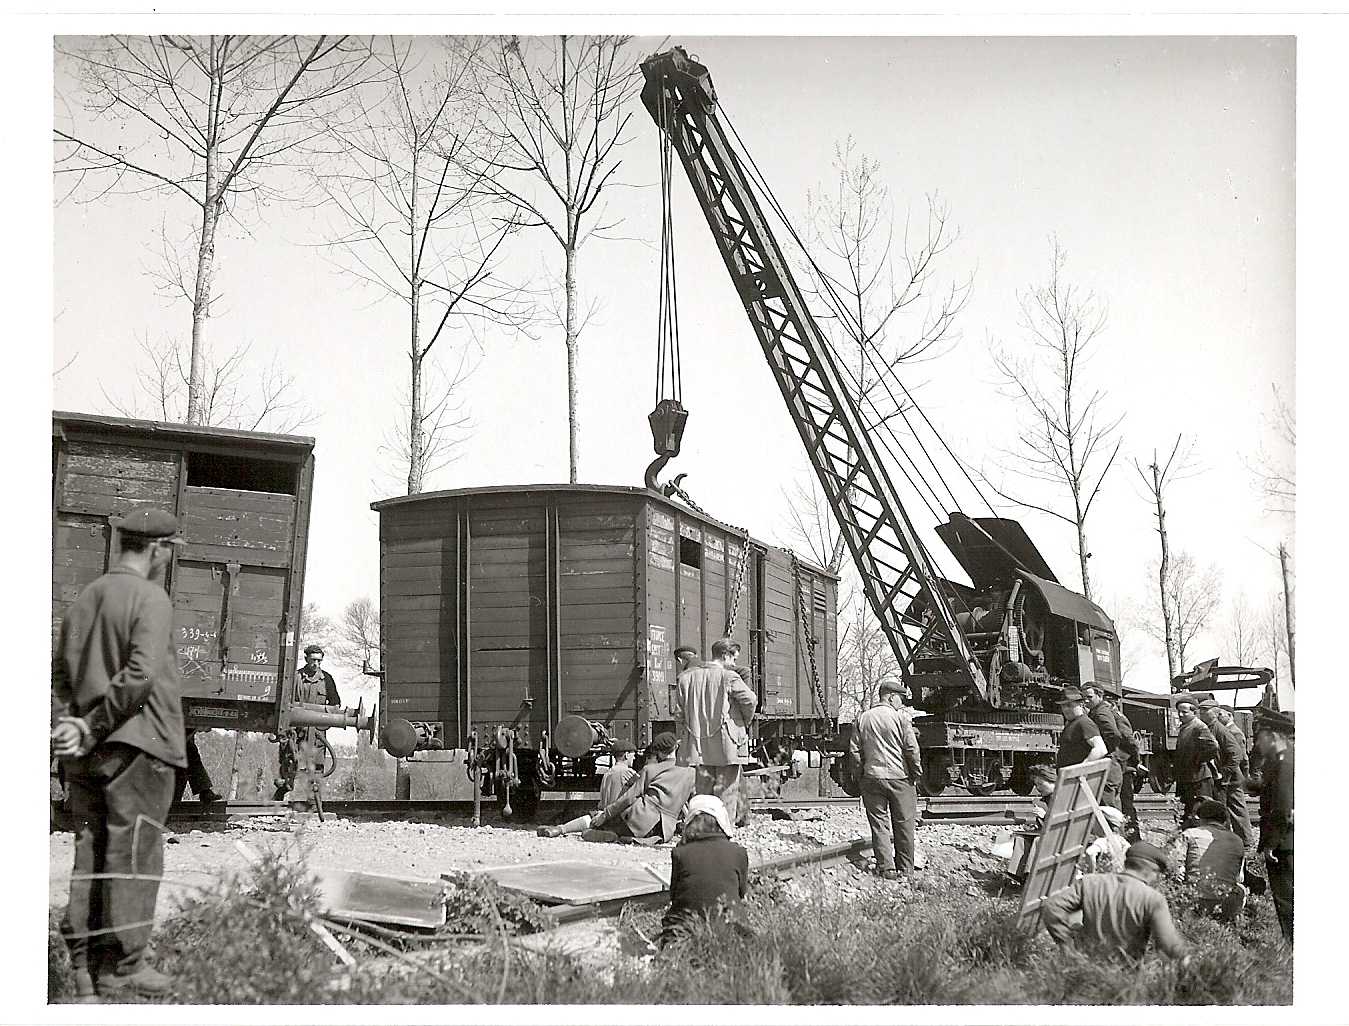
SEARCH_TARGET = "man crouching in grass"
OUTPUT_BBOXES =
[1040,841,1190,965]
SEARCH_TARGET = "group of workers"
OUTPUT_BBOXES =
[537,637,759,945]
[1041,682,1296,959]
[49,503,1293,1001]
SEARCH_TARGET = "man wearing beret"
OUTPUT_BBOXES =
[849,677,923,879]
[1055,687,1108,769]
[52,507,188,999]
[1173,695,1220,822]
[1041,841,1190,963]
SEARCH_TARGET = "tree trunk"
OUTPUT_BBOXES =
[186,47,224,425]
[1152,461,1178,678]
[408,282,424,495]
[1076,520,1093,603]
[565,236,579,484]
[1278,540,1295,688]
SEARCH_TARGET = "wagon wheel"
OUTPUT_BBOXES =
[965,759,1002,797]
[917,762,949,797]
[1009,775,1033,797]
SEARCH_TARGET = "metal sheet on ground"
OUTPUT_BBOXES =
[311,867,446,928]
[1017,757,1112,927]
[478,860,666,905]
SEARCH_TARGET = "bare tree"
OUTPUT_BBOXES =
[981,238,1123,601]
[298,600,338,653]
[1262,591,1291,696]
[101,332,312,432]
[1219,589,1267,668]
[802,139,970,377]
[1243,384,1295,515]
[315,37,532,493]
[1138,550,1222,673]
[474,35,643,483]
[55,35,377,424]
[1129,436,1201,677]
[332,596,381,670]
[798,139,971,569]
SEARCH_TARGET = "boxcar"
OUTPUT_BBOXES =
[52,411,315,734]
[373,485,838,799]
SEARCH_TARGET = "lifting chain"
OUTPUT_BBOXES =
[791,553,829,719]
[724,536,754,638]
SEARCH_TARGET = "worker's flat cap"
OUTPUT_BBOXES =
[115,507,184,541]
[1125,841,1171,873]
[1172,693,1199,707]
[1057,686,1085,703]
[673,645,698,657]
[608,740,637,755]
[878,678,910,697]
[1197,698,1220,710]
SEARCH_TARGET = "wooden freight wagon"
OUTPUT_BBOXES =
[373,485,838,798]
[52,412,315,734]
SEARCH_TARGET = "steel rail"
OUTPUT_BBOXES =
[169,791,1255,825]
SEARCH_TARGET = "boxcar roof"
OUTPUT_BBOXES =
[53,410,315,453]
[371,483,837,579]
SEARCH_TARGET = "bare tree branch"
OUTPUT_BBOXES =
[975,237,1122,600]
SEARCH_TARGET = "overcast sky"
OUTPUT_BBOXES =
[50,32,1297,703]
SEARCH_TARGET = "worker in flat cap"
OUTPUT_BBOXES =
[1197,699,1253,845]
[273,642,343,800]
[849,677,923,879]
[52,507,188,999]
[673,637,758,828]
[1041,840,1190,963]
[1055,686,1108,770]
[1172,694,1220,823]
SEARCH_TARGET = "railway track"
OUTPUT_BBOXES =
[168,791,1253,826]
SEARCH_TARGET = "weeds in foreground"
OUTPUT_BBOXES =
[49,849,1292,1006]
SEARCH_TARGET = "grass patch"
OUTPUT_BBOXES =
[51,847,1291,1005]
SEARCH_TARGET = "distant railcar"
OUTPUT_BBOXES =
[372,485,838,809]
[52,411,316,734]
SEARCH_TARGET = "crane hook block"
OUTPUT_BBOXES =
[649,399,689,458]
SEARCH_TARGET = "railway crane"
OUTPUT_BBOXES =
[640,47,1122,796]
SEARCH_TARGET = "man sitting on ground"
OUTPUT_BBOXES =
[598,740,638,808]
[1172,798,1246,920]
[1041,841,1190,963]
[538,732,694,844]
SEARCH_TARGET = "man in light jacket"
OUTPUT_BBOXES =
[673,637,758,827]
[849,677,923,879]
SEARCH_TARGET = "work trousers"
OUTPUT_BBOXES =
[1099,757,1124,810]
[862,776,918,873]
[1119,765,1140,838]
[1177,778,1214,822]
[175,732,215,801]
[1220,783,1254,847]
[62,743,176,975]
[695,764,747,827]
[1267,847,1294,944]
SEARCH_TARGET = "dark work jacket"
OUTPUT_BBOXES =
[52,567,187,768]
[296,667,341,706]
[1259,745,1294,851]
[1088,702,1133,757]
[1173,717,1219,784]
[664,835,750,929]
[1211,718,1246,784]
